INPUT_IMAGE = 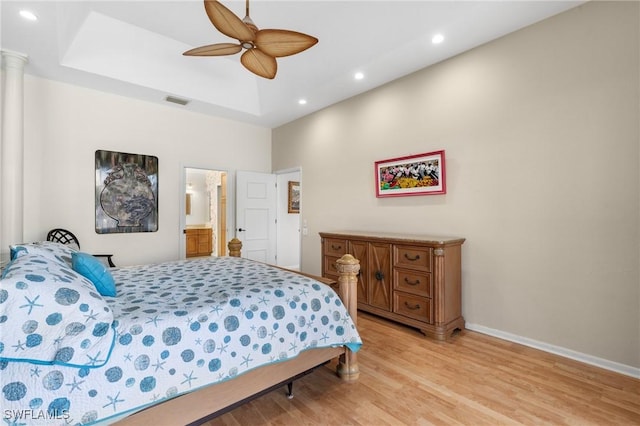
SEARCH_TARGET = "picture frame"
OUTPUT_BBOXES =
[288,181,300,213]
[95,150,159,233]
[375,150,446,197]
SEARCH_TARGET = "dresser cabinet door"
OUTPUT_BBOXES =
[348,240,369,305]
[367,243,392,311]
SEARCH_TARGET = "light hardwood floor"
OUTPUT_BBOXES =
[204,312,640,425]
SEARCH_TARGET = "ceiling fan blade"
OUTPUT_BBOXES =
[183,43,242,56]
[254,29,318,58]
[204,0,255,42]
[241,49,277,79]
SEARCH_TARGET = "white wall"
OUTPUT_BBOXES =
[22,76,271,266]
[273,2,639,371]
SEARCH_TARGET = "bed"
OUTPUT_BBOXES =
[0,240,361,425]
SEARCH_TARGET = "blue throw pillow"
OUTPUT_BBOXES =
[72,252,116,297]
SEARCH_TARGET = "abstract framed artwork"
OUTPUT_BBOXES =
[288,181,300,213]
[375,150,446,197]
[95,150,159,233]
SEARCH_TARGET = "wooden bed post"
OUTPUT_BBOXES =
[225,239,360,381]
[335,254,360,382]
[228,238,242,257]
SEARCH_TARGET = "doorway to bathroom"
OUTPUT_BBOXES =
[184,168,228,257]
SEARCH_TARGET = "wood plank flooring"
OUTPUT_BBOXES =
[204,312,640,425]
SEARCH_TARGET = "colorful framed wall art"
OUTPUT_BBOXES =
[375,150,446,197]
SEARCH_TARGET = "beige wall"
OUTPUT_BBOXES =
[273,2,639,370]
[22,76,272,266]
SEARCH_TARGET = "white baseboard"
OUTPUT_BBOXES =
[465,322,640,379]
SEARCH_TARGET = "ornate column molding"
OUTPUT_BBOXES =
[1,50,28,69]
[1,50,29,268]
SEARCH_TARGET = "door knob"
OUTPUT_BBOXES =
[238,228,246,232]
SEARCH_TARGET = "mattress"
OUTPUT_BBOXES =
[1,255,361,425]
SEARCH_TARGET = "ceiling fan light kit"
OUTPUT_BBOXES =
[184,0,318,79]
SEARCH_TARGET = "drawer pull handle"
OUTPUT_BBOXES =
[374,271,385,281]
[331,244,342,250]
[404,253,421,261]
[404,302,421,311]
[404,278,420,286]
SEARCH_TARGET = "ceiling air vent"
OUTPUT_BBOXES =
[165,95,189,106]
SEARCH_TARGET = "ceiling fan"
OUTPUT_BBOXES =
[183,0,318,79]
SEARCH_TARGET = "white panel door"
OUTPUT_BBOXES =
[236,171,276,263]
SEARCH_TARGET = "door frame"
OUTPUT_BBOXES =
[275,167,302,270]
[179,164,235,259]
[178,166,301,265]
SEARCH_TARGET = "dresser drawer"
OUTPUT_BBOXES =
[324,238,347,257]
[394,245,432,272]
[394,292,432,323]
[394,269,431,297]
[323,255,342,279]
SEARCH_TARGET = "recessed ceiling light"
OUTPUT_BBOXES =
[298,99,307,105]
[432,34,444,44]
[19,10,38,21]
[354,72,364,80]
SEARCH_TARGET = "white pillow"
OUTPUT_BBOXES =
[9,241,79,268]
[0,253,116,368]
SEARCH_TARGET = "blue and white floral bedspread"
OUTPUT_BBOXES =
[1,255,361,425]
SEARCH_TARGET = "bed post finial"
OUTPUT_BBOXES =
[228,238,242,257]
[335,254,360,382]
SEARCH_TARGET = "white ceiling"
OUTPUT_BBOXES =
[2,0,585,128]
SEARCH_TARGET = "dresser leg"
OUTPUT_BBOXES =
[421,317,465,340]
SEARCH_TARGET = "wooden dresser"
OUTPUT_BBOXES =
[320,231,465,340]
[186,227,213,258]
